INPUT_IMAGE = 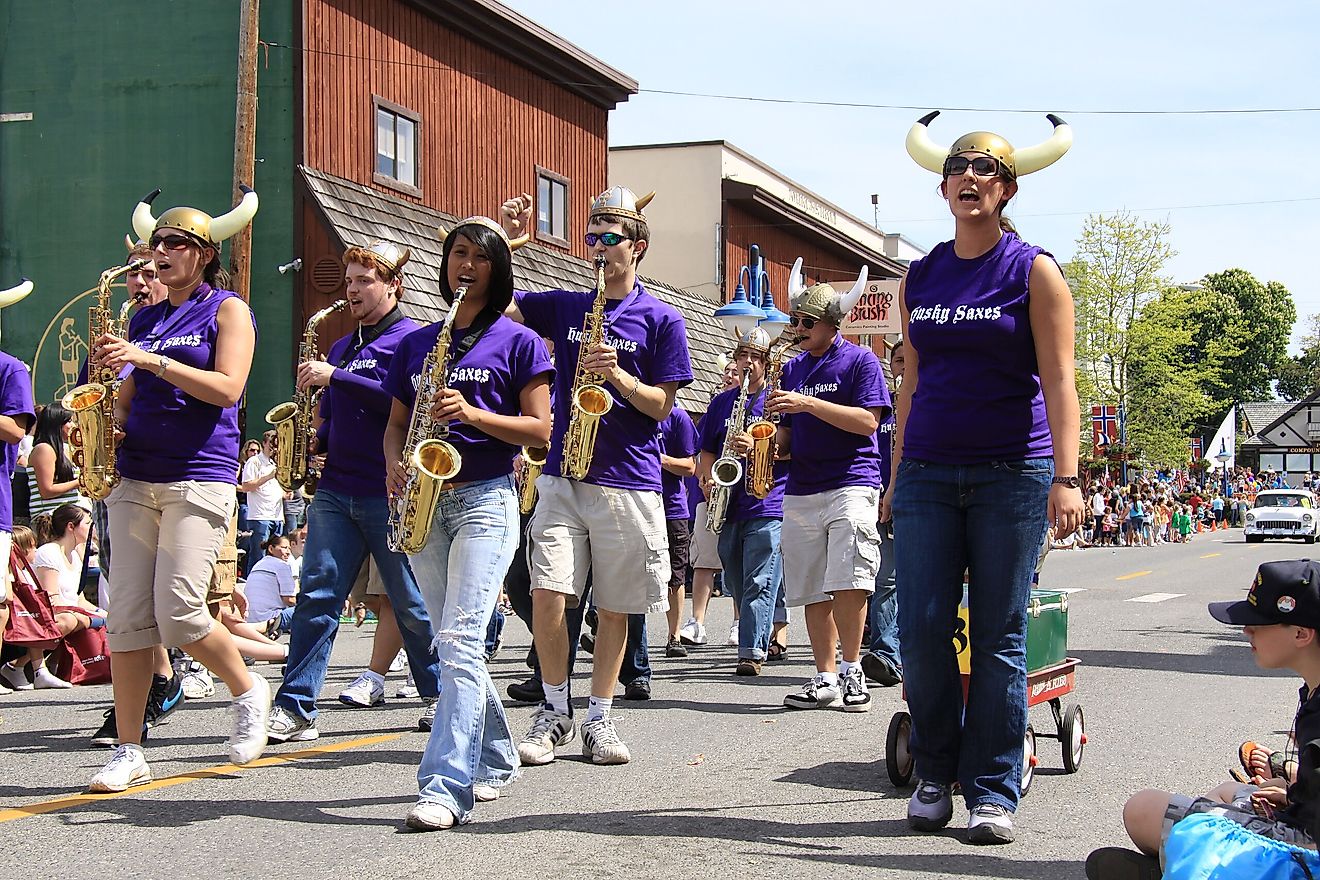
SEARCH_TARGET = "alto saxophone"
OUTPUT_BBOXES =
[706,370,752,534]
[745,335,796,500]
[561,255,613,480]
[265,299,348,492]
[387,286,467,554]
[517,444,549,515]
[63,259,150,501]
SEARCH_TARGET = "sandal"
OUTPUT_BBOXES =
[766,641,788,662]
[1234,741,1294,782]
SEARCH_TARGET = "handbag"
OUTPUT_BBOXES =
[5,548,62,648]
[1163,813,1320,879]
[51,608,112,686]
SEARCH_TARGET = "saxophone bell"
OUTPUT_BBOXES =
[518,444,549,515]
[711,455,743,488]
[414,437,462,482]
[62,382,118,500]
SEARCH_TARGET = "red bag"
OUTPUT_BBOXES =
[5,548,61,649]
[53,621,112,686]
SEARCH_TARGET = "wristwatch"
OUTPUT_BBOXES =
[1052,475,1081,489]
[154,355,171,377]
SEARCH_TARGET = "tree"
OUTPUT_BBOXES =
[1278,314,1320,400]
[1068,212,1176,411]
[1194,269,1296,411]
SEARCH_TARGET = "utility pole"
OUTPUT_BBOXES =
[871,193,879,229]
[230,0,260,434]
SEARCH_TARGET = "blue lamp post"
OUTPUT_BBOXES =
[715,244,770,339]
[755,255,791,339]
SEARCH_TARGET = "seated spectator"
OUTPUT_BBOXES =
[1086,560,1320,879]
[244,534,297,637]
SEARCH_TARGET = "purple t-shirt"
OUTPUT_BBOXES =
[316,313,420,498]
[119,285,249,484]
[658,407,699,520]
[699,385,787,520]
[514,282,693,492]
[877,409,896,495]
[780,336,889,496]
[903,232,1053,464]
[383,314,553,484]
[0,352,35,531]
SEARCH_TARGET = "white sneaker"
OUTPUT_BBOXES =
[967,803,1016,844]
[388,649,407,673]
[229,673,271,765]
[89,743,152,792]
[406,800,456,831]
[181,661,215,699]
[397,670,418,698]
[726,623,738,647]
[908,780,954,831]
[581,717,631,765]
[33,666,73,690]
[339,671,386,707]
[678,618,707,646]
[473,784,501,802]
[0,663,32,691]
[783,674,842,710]
[518,704,576,766]
[0,678,12,695]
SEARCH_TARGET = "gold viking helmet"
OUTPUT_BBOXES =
[905,111,1073,179]
[435,216,530,253]
[0,278,34,309]
[786,257,870,325]
[131,185,261,247]
[588,185,655,224]
[361,240,412,275]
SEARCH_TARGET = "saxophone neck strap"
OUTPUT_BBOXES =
[447,307,499,367]
[336,306,405,369]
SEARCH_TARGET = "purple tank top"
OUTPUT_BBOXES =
[118,284,249,484]
[903,232,1054,464]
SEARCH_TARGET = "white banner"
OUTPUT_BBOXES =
[1207,405,1236,471]
[840,278,902,335]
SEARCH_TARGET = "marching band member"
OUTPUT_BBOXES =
[382,217,552,830]
[500,186,693,766]
[888,113,1082,843]
[769,263,889,712]
[0,279,36,657]
[89,187,268,792]
[266,240,442,743]
[657,405,698,661]
[697,327,787,674]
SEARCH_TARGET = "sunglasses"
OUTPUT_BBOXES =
[942,155,1006,178]
[584,232,631,247]
[150,233,200,251]
[788,315,819,330]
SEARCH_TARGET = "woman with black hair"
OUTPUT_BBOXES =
[383,217,552,830]
[26,402,85,517]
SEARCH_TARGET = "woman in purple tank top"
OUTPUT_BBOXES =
[84,188,273,794]
[882,113,1085,843]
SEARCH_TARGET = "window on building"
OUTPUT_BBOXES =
[374,97,420,195]
[535,166,569,246]
[1260,453,1285,472]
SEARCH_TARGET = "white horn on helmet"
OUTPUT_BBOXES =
[904,111,948,174]
[788,257,806,299]
[0,278,34,309]
[132,188,162,242]
[837,265,870,319]
[208,185,260,243]
[1013,114,1073,176]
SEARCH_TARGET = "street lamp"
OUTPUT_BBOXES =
[755,258,791,339]
[1214,440,1231,500]
[715,244,770,340]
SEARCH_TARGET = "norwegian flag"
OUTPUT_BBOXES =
[1189,437,1204,462]
[1091,405,1119,451]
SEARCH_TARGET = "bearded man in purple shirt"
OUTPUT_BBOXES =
[266,241,441,744]
[500,186,693,766]
[768,260,890,715]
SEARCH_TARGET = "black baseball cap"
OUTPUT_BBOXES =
[1209,560,1320,628]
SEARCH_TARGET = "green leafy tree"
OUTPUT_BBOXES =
[1274,316,1320,401]
[1193,269,1296,412]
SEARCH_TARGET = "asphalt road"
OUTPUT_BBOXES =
[0,527,1305,879]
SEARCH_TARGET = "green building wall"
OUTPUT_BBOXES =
[0,1,296,439]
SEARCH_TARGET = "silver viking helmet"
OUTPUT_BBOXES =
[589,186,655,224]
[734,326,772,357]
[361,240,413,275]
[0,278,33,309]
[131,186,260,247]
[905,111,1073,179]
[786,257,869,325]
[436,216,530,254]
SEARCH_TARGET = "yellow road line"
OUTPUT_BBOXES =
[0,732,403,824]
[1200,553,1222,559]
[1116,570,1152,581]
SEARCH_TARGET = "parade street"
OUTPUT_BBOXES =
[0,528,1290,879]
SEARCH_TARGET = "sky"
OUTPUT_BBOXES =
[502,0,1320,345]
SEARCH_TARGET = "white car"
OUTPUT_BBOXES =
[1245,489,1319,544]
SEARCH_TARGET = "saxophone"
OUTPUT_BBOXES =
[745,335,796,499]
[706,370,752,534]
[265,299,348,492]
[561,255,613,480]
[517,444,549,515]
[387,286,467,554]
[63,259,150,501]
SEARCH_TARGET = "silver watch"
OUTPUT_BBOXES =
[154,355,171,377]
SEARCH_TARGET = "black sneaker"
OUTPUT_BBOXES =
[665,636,687,658]
[840,668,872,712]
[507,675,544,704]
[90,708,149,749]
[579,631,595,654]
[861,653,903,688]
[622,679,651,701]
[146,673,185,726]
[1084,848,1161,880]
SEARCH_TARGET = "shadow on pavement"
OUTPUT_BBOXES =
[1073,647,1291,678]
[43,793,414,829]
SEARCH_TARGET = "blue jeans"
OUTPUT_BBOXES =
[268,605,296,634]
[622,613,650,685]
[410,476,520,820]
[245,518,281,577]
[275,489,440,721]
[485,606,505,659]
[892,457,1052,812]
[717,517,782,661]
[867,524,900,668]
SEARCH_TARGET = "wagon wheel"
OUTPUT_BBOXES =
[1020,724,1038,796]
[1061,704,1086,773]
[886,711,914,788]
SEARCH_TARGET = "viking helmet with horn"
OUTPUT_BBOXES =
[357,240,413,276]
[905,111,1073,179]
[588,186,655,224]
[734,326,772,358]
[787,257,869,326]
[435,216,529,311]
[436,216,530,253]
[0,278,34,309]
[131,185,260,247]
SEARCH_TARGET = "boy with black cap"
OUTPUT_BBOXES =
[1087,559,1320,879]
